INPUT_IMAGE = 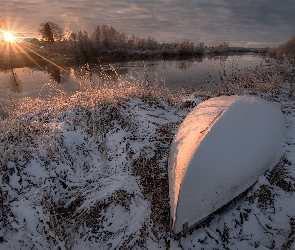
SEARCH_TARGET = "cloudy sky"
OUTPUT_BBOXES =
[1,0,295,47]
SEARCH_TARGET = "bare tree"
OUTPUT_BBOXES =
[69,32,78,48]
[0,16,5,29]
[0,17,6,42]
[276,36,295,62]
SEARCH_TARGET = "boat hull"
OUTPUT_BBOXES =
[168,95,285,234]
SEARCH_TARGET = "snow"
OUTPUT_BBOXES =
[169,95,285,233]
[0,96,189,249]
[2,87,295,249]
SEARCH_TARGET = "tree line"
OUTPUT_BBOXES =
[37,22,271,62]
[269,36,295,63]
[37,22,207,61]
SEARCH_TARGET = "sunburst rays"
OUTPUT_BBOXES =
[20,42,67,72]
[1,16,67,73]
[0,38,67,74]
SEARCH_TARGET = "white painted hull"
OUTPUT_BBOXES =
[168,95,285,234]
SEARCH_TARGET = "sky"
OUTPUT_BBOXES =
[1,0,295,48]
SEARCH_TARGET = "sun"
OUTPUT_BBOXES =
[3,31,16,43]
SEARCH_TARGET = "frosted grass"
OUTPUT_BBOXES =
[1,58,295,249]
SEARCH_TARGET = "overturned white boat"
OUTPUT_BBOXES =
[168,95,285,234]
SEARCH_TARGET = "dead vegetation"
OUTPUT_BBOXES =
[1,57,295,249]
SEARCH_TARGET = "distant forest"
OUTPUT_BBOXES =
[37,23,206,62]
[28,22,269,62]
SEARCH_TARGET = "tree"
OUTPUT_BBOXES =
[275,36,295,61]
[0,17,6,43]
[0,16,5,29]
[39,23,54,43]
[38,22,63,43]
[69,32,78,48]
[221,43,229,53]
[77,30,93,61]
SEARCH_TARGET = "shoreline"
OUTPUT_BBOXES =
[0,47,268,71]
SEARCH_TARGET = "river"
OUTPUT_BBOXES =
[0,53,267,116]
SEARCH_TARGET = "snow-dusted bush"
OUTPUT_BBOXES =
[274,36,295,63]
[199,57,295,99]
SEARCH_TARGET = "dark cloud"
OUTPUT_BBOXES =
[1,0,295,47]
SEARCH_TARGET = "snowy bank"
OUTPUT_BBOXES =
[1,57,295,249]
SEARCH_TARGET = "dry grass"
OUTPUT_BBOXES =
[1,57,295,249]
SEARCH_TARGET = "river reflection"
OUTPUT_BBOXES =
[0,53,267,116]
[7,69,23,93]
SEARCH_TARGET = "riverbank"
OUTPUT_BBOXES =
[1,57,295,249]
[0,41,269,70]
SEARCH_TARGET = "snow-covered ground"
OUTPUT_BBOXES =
[1,58,295,249]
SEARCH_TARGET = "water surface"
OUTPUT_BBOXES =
[0,53,267,115]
